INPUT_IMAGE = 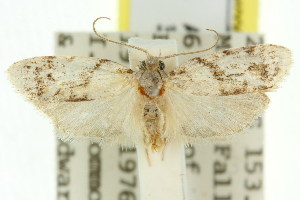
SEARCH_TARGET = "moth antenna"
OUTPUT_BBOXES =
[93,17,151,57]
[159,29,220,60]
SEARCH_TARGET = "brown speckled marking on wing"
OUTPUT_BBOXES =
[167,44,292,96]
[7,56,145,145]
[161,44,291,142]
[7,44,291,145]
[7,56,135,102]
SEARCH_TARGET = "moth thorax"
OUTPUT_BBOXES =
[139,70,163,97]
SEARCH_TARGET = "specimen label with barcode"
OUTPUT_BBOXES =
[55,32,264,200]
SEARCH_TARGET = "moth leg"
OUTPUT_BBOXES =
[145,148,152,166]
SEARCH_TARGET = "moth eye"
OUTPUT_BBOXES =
[141,61,146,68]
[159,61,165,70]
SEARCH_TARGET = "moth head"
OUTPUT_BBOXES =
[140,58,165,71]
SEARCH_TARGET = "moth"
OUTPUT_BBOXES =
[7,17,291,150]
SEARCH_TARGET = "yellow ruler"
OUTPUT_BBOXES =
[118,0,131,31]
[234,0,259,32]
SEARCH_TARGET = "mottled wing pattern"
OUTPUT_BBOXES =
[164,44,291,141]
[167,44,292,96]
[8,56,144,144]
[8,56,135,102]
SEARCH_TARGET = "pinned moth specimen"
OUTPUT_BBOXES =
[7,17,291,151]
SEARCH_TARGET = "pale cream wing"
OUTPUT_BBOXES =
[167,44,291,96]
[8,56,135,101]
[38,88,144,145]
[8,56,144,144]
[162,89,269,143]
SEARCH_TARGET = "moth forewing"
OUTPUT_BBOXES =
[167,44,292,96]
[163,44,291,143]
[7,56,145,146]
